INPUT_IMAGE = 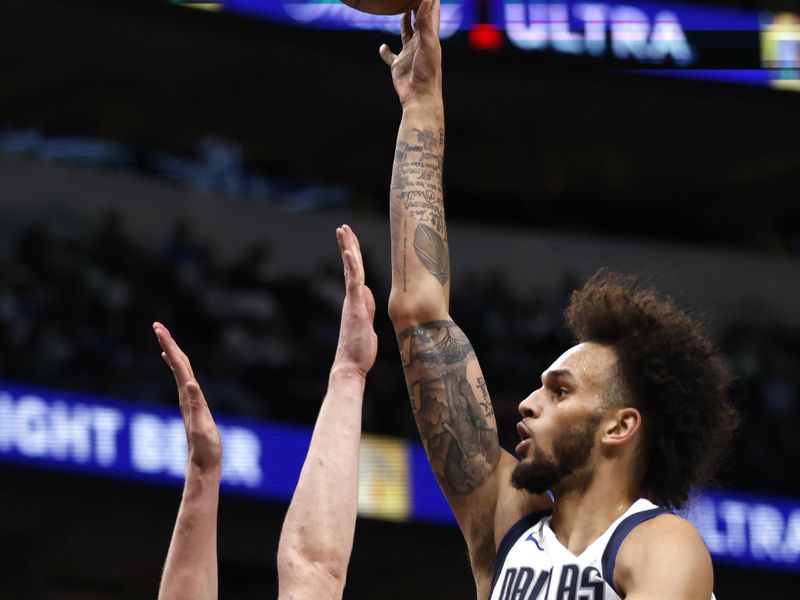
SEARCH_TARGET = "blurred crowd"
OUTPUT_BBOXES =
[0,215,798,497]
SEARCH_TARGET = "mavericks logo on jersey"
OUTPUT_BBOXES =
[496,565,605,600]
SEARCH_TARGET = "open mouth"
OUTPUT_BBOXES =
[515,421,532,457]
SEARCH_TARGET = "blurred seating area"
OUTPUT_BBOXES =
[0,214,797,497]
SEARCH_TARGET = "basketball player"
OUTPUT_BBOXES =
[155,225,376,600]
[379,1,739,598]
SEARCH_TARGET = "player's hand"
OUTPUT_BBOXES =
[153,322,222,473]
[379,0,442,109]
[333,225,378,379]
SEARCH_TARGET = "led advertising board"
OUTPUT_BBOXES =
[173,0,800,91]
[1,381,798,572]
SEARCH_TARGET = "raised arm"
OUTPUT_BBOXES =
[154,323,221,600]
[277,225,377,600]
[379,1,536,594]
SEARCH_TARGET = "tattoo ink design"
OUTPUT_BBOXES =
[390,202,408,292]
[415,128,437,151]
[413,223,450,284]
[390,133,446,236]
[397,321,500,496]
[402,218,408,292]
[476,377,494,418]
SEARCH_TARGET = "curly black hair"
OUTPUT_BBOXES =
[564,271,740,509]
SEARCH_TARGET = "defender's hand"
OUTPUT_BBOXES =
[153,322,222,472]
[333,225,378,379]
[379,0,442,109]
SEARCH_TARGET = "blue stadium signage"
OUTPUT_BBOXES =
[178,0,800,91]
[0,382,301,500]
[686,489,800,571]
[1,381,799,572]
[500,1,697,65]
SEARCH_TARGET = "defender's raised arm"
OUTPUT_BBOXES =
[155,323,221,600]
[277,225,377,600]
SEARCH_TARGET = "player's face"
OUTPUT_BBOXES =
[511,342,617,495]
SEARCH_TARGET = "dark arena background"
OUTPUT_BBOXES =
[2,0,800,597]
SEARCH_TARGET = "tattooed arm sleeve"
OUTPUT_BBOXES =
[387,101,526,596]
[387,102,451,325]
[397,320,500,495]
[397,318,512,596]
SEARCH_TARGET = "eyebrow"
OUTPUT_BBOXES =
[542,368,579,385]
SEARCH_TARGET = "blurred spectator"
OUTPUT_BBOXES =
[0,215,797,497]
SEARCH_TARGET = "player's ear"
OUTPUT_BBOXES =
[600,407,641,446]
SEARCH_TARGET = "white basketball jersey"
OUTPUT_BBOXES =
[489,498,667,600]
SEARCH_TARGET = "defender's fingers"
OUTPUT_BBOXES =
[336,227,351,287]
[184,380,213,420]
[153,322,193,387]
[342,225,365,279]
[155,321,196,380]
[344,250,364,299]
[401,10,412,44]
[343,224,362,255]
[379,44,396,66]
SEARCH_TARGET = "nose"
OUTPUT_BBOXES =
[518,390,541,419]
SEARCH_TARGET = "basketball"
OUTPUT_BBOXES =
[340,0,421,16]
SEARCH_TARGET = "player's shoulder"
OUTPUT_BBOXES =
[625,511,707,549]
[615,512,712,597]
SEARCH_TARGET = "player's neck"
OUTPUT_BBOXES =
[549,465,638,556]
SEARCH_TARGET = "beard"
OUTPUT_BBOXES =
[511,415,601,495]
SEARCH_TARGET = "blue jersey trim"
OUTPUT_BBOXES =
[489,508,553,598]
[601,506,671,596]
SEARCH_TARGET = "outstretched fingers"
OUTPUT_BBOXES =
[153,322,196,389]
[342,225,365,280]
[379,43,396,67]
[414,0,440,37]
[401,9,413,45]
[379,8,413,66]
[337,227,364,301]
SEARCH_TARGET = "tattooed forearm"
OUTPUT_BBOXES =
[390,201,408,292]
[393,138,444,236]
[397,320,500,496]
[389,125,450,288]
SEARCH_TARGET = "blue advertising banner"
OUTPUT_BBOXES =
[175,0,800,91]
[685,488,800,572]
[1,381,799,572]
[0,381,305,501]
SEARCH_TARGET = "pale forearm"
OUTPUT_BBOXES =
[277,367,365,595]
[388,99,450,326]
[158,468,220,600]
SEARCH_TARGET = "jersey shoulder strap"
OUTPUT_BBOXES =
[490,509,553,595]
[600,506,672,595]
